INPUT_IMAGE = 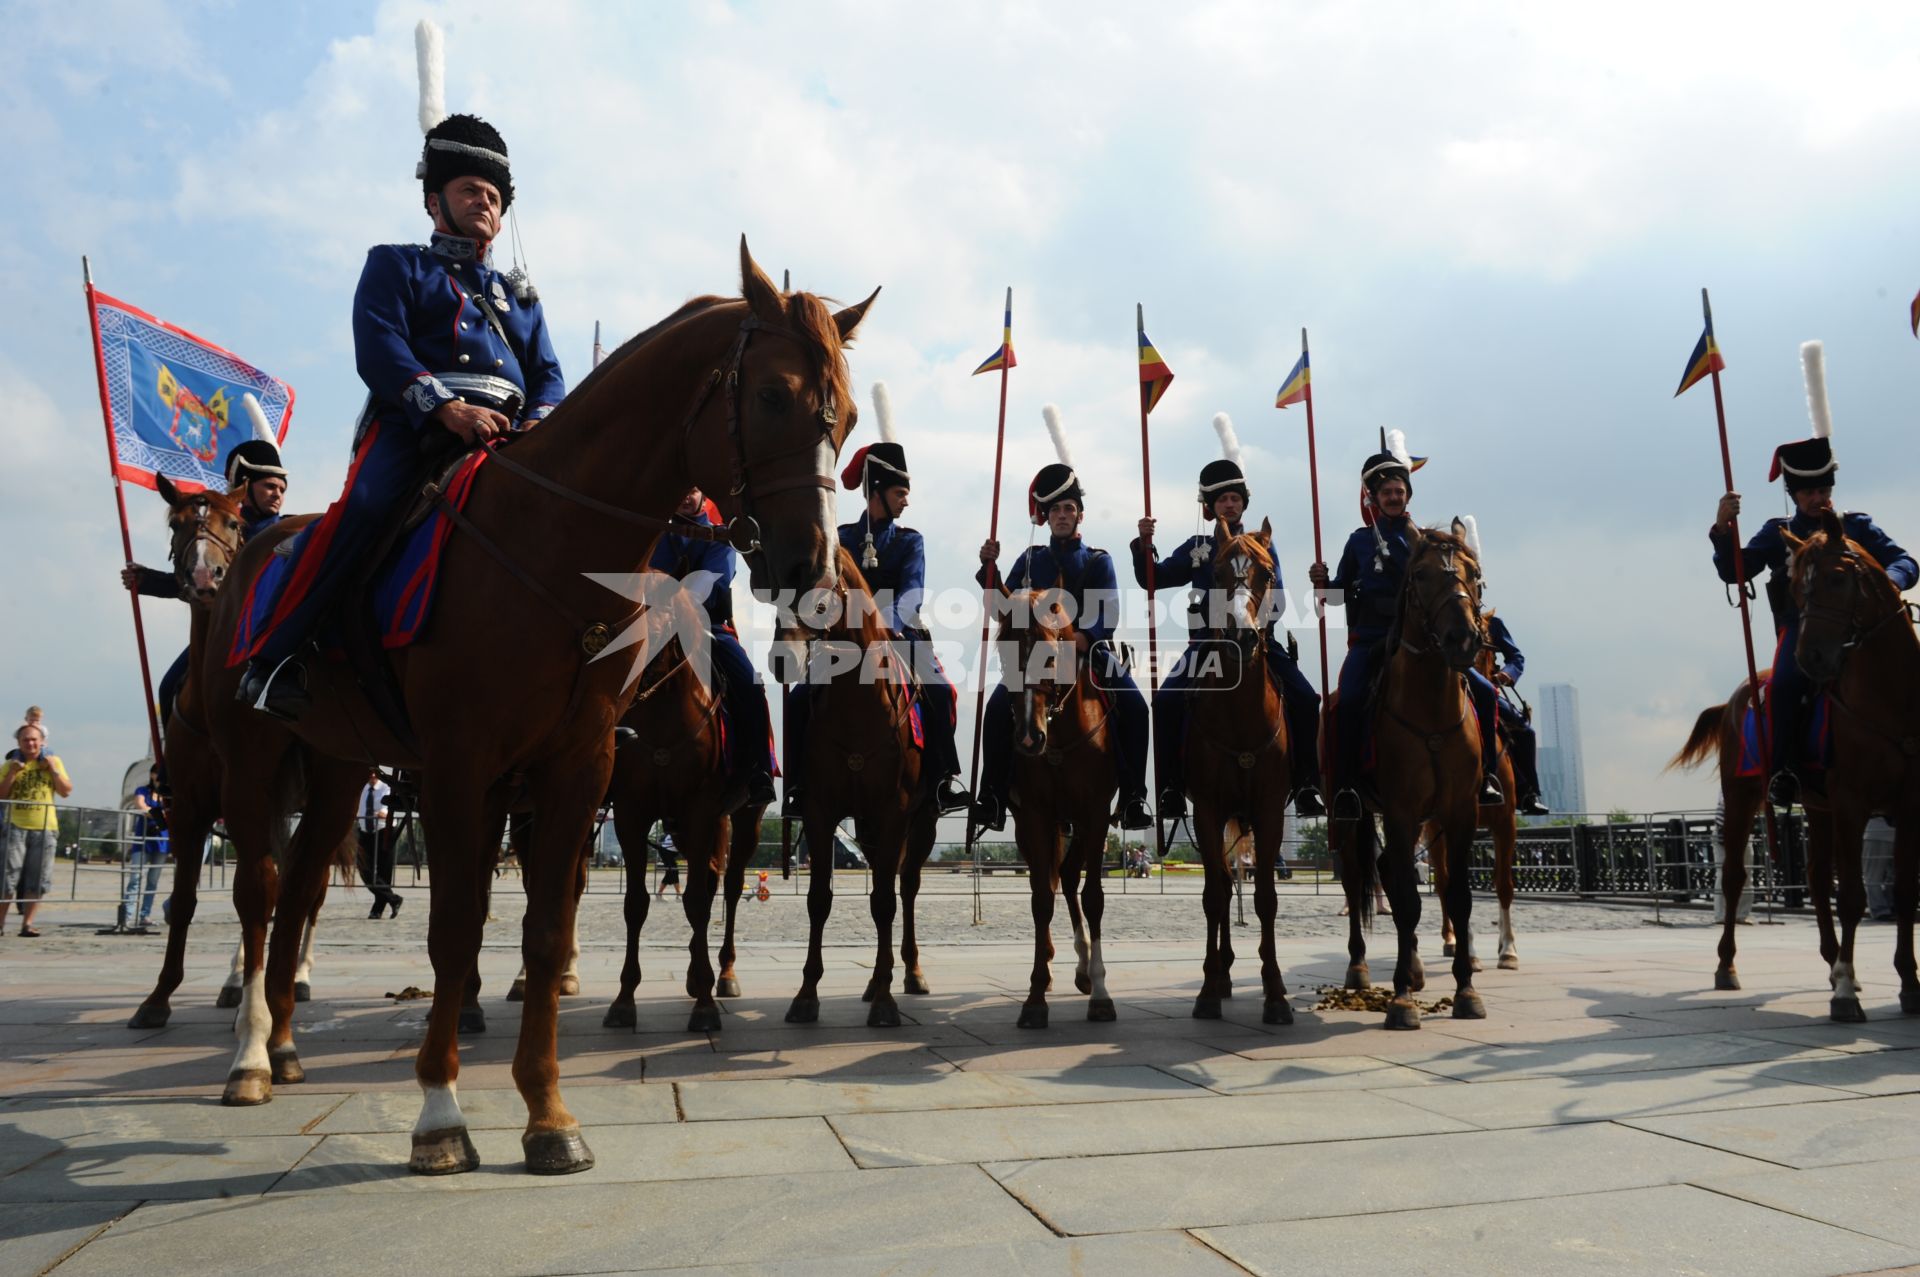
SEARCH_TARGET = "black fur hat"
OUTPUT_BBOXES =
[1029,463,1082,525]
[840,442,910,495]
[1198,458,1249,517]
[1770,437,1836,492]
[418,113,513,212]
[225,439,286,490]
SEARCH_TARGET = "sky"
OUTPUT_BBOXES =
[3,0,1917,816]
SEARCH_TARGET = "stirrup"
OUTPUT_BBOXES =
[238,655,309,722]
[1476,775,1505,807]
[781,786,805,819]
[1118,796,1153,830]
[1767,769,1799,808]
[969,795,1007,834]
[1293,786,1326,819]
[934,775,973,815]
[1157,788,1188,820]
[1331,789,1363,823]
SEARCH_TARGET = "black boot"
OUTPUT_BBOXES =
[1157,787,1187,821]
[782,784,805,819]
[1477,774,1505,807]
[1293,785,1326,819]
[1118,793,1153,830]
[935,775,973,815]
[745,770,776,809]
[1519,791,1550,817]
[236,656,309,721]
[969,792,1007,835]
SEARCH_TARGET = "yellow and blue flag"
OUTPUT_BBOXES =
[1275,350,1310,409]
[1673,316,1726,397]
[89,290,293,492]
[972,300,1017,376]
[1138,329,1175,413]
[1909,289,1919,339]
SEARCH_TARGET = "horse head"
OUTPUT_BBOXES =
[1398,525,1485,671]
[1210,518,1276,661]
[1786,508,1902,686]
[998,587,1080,757]
[681,239,879,603]
[773,546,902,694]
[155,473,245,604]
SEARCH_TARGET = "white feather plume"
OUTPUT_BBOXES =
[870,382,898,444]
[1458,513,1482,559]
[1384,428,1409,466]
[1800,340,1832,440]
[415,20,446,134]
[1211,412,1244,467]
[240,393,275,444]
[1041,404,1073,465]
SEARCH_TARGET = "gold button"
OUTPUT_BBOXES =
[458,354,470,365]
[493,359,504,368]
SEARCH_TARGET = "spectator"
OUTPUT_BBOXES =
[356,770,404,919]
[120,765,170,933]
[1,724,72,936]
[3,707,46,763]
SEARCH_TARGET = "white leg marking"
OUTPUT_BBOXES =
[294,919,318,988]
[566,928,581,984]
[1089,935,1109,1004]
[1499,904,1517,959]
[414,1081,466,1136]
[228,968,271,1076]
[1833,961,1860,1003]
[224,939,245,991]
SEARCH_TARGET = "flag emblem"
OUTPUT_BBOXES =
[1138,330,1175,413]
[973,300,1017,375]
[1674,318,1726,397]
[1275,351,1310,409]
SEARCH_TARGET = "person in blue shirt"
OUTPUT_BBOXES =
[120,765,171,933]
[1133,454,1326,819]
[969,462,1153,833]
[1308,439,1504,822]
[1711,433,1915,805]
[651,489,776,811]
[232,111,565,718]
[790,416,972,815]
[1481,614,1549,816]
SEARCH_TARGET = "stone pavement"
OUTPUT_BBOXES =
[4,906,1920,1275]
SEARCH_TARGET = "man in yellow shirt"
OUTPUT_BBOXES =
[1,724,73,937]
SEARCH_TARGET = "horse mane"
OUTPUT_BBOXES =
[827,545,893,646]
[1215,528,1274,573]
[563,295,732,404]
[1793,509,1895,601]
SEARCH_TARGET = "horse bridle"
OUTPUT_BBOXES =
[1012,625,1111,760]
[1396,542,1482,658]
[168,494,243,591]
[1799,547,1916,660]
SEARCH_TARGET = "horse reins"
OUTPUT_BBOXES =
[1800,549,1920,758]
[169,495,243,592]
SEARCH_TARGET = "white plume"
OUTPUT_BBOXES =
[415,20,446,134]
[870,382,898,444]
[1458,513,1482,559]
[1384,428,1409,465]
[240,393,275,444]
[1042,404,1073,465]
[1800,340,1832,440]
[1211,412,1244,466]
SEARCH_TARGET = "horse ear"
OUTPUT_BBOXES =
[1258,517,1272,545]
[1780,527,1805,555]
[155,473,182,507]
[1821,507,1844,540]
[1450,517,1466,541]
[739,236,784,326]
[833,286,881,343]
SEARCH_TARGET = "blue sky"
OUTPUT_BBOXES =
[4,0,1918,813]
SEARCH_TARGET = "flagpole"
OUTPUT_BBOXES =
[1300,328,1330,713]
[83,256,166,771]
[1136,303,1166,861]
[1700,287,1781,869]
[964,288,1013,925]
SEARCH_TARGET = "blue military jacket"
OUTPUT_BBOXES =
[353,232,566,432]
[1711,511,1917,634]
[977,536,1121,645]
[1485,614,1524,682]
[839,516,925,635]
[1130,526,1285,640]
[648,505,736,630]
[1329,515,1415,644]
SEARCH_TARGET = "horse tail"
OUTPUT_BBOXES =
[333,830,358,880]
[1340,815,1379,929]
[1667,705,1727,773]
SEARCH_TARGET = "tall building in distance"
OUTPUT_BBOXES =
[1534,682,1587,815]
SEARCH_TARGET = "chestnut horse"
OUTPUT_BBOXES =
[781,547,938,1027]
[1183,522,1294,1024]
[999,587,1121,1028]
[602,587,769,1031]
[1336,527,1491,1028]
[196,243,872,1177]
[1425,605,1521,972]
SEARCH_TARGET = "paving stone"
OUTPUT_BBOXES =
[1701,1155,1920,1249]
[832,1088,1469,1167]
[986,1121,1773,1234]
[643,1042,959,1080]
[1196,1183,1920,1276]
[1388,1064,1858,1129]
[676,1065,1201,1120]
[0,1200,138,1277]
[1623,1093,1920,1169]
[55,1165,1047,1275]
[1394,1030,1821,1082]
[0,1133,317,1202]
[312,1083,677,1134]
[1161,1054,1442,1095]
[0,1093,345,1142]
[1731,1050,1920,1097]
[639,1229,1246,1275]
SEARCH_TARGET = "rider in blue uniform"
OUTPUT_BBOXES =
[1711,434,1915,805]
[232,111,565,717]
[1132,455,1325,819]
[1482,613,1549,816]
[1309,438,1504,822]
[969,462,1154,834]
[651,489,776,811]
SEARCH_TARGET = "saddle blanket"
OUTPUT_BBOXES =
[1736,693,1832,779]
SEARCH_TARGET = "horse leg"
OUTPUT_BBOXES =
[862,820,903,1029]
[901,806,933,995]
[1829,806,1869,1023]
[130,789,216,1030]
[293,896,321,1003]
[1716,780,1759,990]
[217,935,246,1010]
[716,814,747,999]
[1193,809,1229,1018]
[680,814,725,1033]
[1441,805,1486,1020]
[262,772,356,1086]
[560,852,586,997]
[1381,811,1424,1030]
[1060,844,1089,996]
[603,809,653,1029]
[219,785,287,1107]
[1894,812,1920,1014]
[1340,816,1374,990]
[1806,810,1840,972]
[1015,816,1055,1029]
[1081,816,1115,1022]
[1428,821,1456,958]
[1254,819,1289,1026]
[785,810,835,1023]
[1493,805,1518,971]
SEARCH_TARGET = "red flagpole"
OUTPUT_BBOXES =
[1299,328,1330,710]
[83,257,166,771]
[1137,304,1166,860]
[964,288,1014,883]
[1700,287,1780,865]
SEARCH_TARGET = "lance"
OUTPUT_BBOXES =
[82,257,165,772]
[1297,329,1331,721]
[963,288,1015,921]
[1135,304,1172,860]
[591,320,605,369]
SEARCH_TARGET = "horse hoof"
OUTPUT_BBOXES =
[1452,990,1487,1020]
[214,985,242,1010]
[505,980,527,1004]
[1191,997,1222,1020]
[784,997,819,1025]
[1016,1002,1049,1030]
[1408,966,1427,994]
[867,1000,902,1029]
[1383,1000,1423,1031]
[1901,989,1920,1016]
[559,975,581,997]
[221,1068,272,1107]
[1714,969,1742,991]
[127,1002,171,1030]
[1343,965,1370,992]
[293,980,311,1003]
[269,1047,305,1085]
[860,984,877,1004]
[410,1126,480,1176]
[903,973,930,996]
[1074,971,1093,995]
[1830,997,1868,1024]
[601,1003,636,1030]
[716,976,742,999]
[688,1003,722,1033]
[1087,998,1117,1023]
[1497,955,1519,972]
[1442,941,1456,958]
[523,1126,595,1176]
[1468,956,1483,975]
[1263,998,1294,1026]
[458,1007,487,1036]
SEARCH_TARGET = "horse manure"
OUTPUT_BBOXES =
[1313,985,1454,1014]
[385,986,430,1001]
